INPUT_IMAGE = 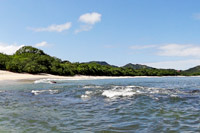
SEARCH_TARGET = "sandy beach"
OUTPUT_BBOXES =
[1,70,194,83]
[0,70,134,82]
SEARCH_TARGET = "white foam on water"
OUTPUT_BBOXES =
[81,91,93,99]
[102,90,136,98]
[85,91,93,95]
[101,85,174,99]
[149,89,160,94]
[170,94,179,97]
[80,85,196,100]
[31,90,46,95]
[31,89,59,95]
[34,79,57,84]
[34,77,101,84]
[102,86,138,98]
[34,78,80,84]
[83,85,103,89]
[81,95,89,98]
[49,90,59,94]
[80,85,188,99]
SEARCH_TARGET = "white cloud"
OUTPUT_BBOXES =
[75,12,101,33]
[158,44,200,57]
[193,13,200,20]
[0,43,24,55]
[35,41,48,47]
[130,43,200,57]
[29,22,72,32]
[144,59,200,70]
[129,44,200,69]
[79,12,101,24]
[130,45,156,50]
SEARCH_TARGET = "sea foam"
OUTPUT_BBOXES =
[102,86,138,98]
[31,89,59,95]
[81,91,93,99]
[101,85,171,98]
[83,85,103,89]
[34,79,57,84]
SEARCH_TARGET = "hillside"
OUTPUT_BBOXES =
[87,61,118,67]
[123,63,153,69]
[183,65,200,75]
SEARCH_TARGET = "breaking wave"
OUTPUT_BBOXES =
[80,85,200,99]
[102,86,146,98]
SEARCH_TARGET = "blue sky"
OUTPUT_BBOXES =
[1,0,200,70]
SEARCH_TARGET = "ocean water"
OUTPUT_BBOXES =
[0,77,199,132]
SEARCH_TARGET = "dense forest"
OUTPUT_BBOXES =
[0,46,197,76]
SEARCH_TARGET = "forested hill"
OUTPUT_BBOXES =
[87,61,118,67]
[182,66,200,75]
[123,63,153,69]
[0,46,192,76]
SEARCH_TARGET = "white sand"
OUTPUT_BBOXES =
[0,70,195,83]
[0,70,133,81]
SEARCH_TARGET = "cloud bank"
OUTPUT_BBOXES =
[158,44,200,57]
[130,43,200,57]
[130,43,200,69]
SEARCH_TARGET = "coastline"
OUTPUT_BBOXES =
[0,70,199,83]
[0,70,134,82]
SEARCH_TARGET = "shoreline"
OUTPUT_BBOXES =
[0,70,200,83]
[0,70,134,82]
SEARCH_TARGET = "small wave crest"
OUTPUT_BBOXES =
[34,77,91,84]
[34,79,58,84]
[102,86,142,98]
[34,78,68,84]
[83,85,103,89]
[81,91,93,99]
[101,85,193,99]
[31,89,59,95]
